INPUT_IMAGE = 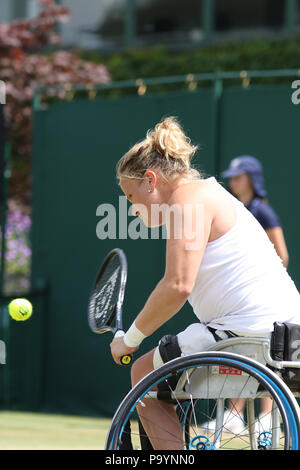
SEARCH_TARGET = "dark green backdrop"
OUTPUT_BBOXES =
[2,83,299,417]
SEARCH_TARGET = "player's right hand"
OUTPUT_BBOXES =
[110,336,138,365]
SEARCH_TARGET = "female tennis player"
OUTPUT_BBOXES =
[110,116,300,450]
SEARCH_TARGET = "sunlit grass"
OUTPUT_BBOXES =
[0,411,111,450]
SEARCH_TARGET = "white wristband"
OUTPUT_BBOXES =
[123,321,147,348]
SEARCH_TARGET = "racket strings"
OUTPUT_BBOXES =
[89,254,123,331]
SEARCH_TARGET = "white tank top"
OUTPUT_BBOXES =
[188,178,300,335]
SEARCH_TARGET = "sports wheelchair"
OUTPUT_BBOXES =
[106,326,300,450]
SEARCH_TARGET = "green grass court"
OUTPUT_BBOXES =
[0,411,285,450]
[0,412,110,450]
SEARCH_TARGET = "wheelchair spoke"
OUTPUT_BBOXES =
[185,369,200,438]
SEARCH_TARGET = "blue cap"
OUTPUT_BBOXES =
[221,155,267,198]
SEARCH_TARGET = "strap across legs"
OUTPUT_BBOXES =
[207,326,239,342]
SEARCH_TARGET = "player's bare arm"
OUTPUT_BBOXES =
[134,185,214,337]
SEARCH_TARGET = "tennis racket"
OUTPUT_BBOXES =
[88,248,132,365]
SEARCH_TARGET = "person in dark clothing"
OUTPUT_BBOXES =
[221,155,289,268]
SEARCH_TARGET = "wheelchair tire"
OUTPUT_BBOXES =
[105,351,300,450]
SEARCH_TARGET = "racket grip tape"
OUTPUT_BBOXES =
[115,330,133,366]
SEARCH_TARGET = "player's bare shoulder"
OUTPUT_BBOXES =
[169,178,218,211]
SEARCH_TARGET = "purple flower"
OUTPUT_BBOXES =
[1,202,32,293]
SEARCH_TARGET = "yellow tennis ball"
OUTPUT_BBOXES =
[8,298,33,321]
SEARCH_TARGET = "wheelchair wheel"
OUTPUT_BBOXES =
[105,352,300,450]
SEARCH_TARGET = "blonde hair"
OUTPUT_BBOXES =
[116,117,201,182]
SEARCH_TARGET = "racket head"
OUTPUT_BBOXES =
[88,248,127,334]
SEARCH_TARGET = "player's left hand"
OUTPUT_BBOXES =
[110,336,138,365]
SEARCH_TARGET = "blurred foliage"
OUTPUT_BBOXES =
[0,0,111,293]
[82,36,300,95]
[0,0,110,204]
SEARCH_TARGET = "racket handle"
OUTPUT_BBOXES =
[120,354,132,366]
[114,330,133,366]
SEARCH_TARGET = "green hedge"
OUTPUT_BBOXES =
[82,37,300,91]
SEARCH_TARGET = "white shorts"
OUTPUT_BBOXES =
[153,323,230,369]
